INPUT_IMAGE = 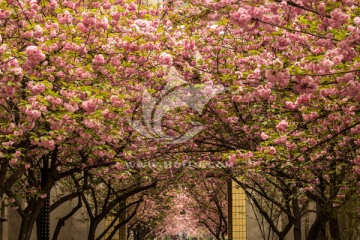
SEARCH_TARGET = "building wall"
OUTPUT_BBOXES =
[0,187,107,240]
[230,181,316,240]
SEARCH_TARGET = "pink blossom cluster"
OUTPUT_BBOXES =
[96,17,109,30]
[3,86,16,98]
[0,44,6,55]
[25,108,41,120]
[76,23,89,34]
[274,135,287,145]
[302,112,319,122]
[75,68,91,79]
[81,98,103,113]
[295,93,312,106]
[27,81,45,95]
[255,86,272,99]
[265,69,290,88]
[25,46,46,65]
[33,25,43,38]
[260,132,268,140]
[33,138,56,150]
[158,52,173,66]
[45,96,63,107]
[276,120,289,132]
[230,8,251,27]
[10,67,23,77]
[82,118,102,130]
[0,10,10,20]
[132,19,157,36]
[60,89,76,98]
[92,54,106,65]
[64,101,79,113]
[328,8,349,28]
[108,96,124,108]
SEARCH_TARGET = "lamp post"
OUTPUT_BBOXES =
[39,157,50,240]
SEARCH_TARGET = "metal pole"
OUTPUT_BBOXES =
[40,158,50,240]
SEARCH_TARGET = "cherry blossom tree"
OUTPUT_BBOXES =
[155,1,360,239]
[0,0,177,239]
[183,170,228,240]
[126,188,174,240]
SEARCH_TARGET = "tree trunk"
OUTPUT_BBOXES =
[18,217,30,240]
[17,198,44,240]
[293,199,302,240]
[133,225,150,240]
[329,217,341,240]
[88,220,100,240]
[18,212,39,240]
[307,213,326,240]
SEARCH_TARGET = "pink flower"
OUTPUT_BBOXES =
[45,96,63,107]
[58,11,73,24]
[228,154,237,166]
[25,108,41,120]
[273,136,287,145]
[333,55,343,64]
[25,46,46,64]
[330,8,349,25]
[28,81,45,95]
[64,102,79,113]
[49,0,57,8]
[276,120,289,132]
[15,151,21,157]
[268,147,276,155]
[336,194,345,199]
[110,96,124,107]
[354,167,360,176]
[285,101,297,110]
[96,17,109,29]
[354,17,360,25]
[63,0,76,9]
[40,194,47,199]
[265,70,290,88]
[317,2,326,16]
[322,59,334,69]
[0,44,7,55]
[227,116,239,124]
[4,86,16,98]
[10,67,23,76]
[158,52,173,66]
[40,139,55,150]
[0,10,10,20]
[81,99,102,113]
[76,23,89,33]
[230,8,251,27]
[82,14,96,27]
[92,54,106,65]
[303,112,319,121]
[256,87,271,99]
[33,25,43,38]
[25,164,31,170]
[295,94,311,105]
[260,132,268,140]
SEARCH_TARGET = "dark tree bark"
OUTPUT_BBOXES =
[329,217,341,240]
